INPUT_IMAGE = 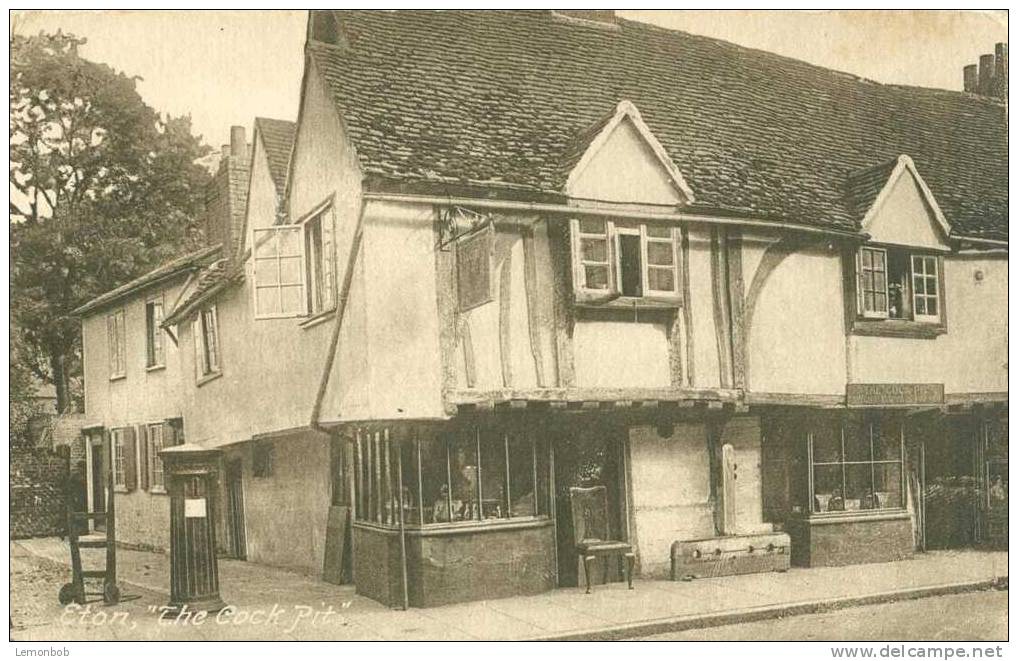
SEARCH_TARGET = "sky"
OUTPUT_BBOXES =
[11,10,1008,150]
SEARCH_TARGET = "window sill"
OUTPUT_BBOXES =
[352,516,553,536]
[109,374,126,382]
[574,293,681,310]
[799,509,910,525]
[851,319,946,339]
[113,486,129,494]
[146,364,166,373]
[300,309,336,330]
[149,487,167,495]
[196,371,223,387]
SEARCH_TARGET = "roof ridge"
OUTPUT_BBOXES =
[613,14,988,100]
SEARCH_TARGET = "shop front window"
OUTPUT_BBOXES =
[809,414,904,514]
[354,426,550,528]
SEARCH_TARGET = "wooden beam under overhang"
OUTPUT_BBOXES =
[447,386,742,415]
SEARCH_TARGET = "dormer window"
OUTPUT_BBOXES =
[570,218,681,307]
[852,245,944,335]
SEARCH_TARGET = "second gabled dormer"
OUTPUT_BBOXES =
[563,100,694,308]
[845,155,952,338]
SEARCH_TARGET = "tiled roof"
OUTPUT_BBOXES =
[310,10,1007,240]
[162,257,245,327]
[845,158,901,224]
[254,117,297,198]
[72,244,222,317]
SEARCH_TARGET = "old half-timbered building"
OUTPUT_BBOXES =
[75,10,1008,608]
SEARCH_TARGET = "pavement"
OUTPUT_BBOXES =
[11,538,1008,641]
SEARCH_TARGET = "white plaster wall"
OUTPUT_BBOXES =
[359,201,445,420]
[244,134,280,235]
[628,423,715,577]
[573,321,671,387]
[851,254,1007,394]
[566,117,683,205]
[687,226,722,388]
[83,283,186,427]
[747,246,847,395]
[227,434,331,575]
[865,172,949,250]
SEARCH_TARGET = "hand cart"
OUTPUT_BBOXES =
[59,431,120,606]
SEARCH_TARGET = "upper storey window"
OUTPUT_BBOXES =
[193,305,222,382]
[252,201,336,320]
[855,246,942,325]
[571,218,680,306]
[107,308,126,380]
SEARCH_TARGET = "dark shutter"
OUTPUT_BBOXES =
[123,427,138,491]
[138,425,150,491]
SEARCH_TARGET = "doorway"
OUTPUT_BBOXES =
[88,436,105,531]
[553,419,627,587]
[920,416,980,550]
[224,459,247,559]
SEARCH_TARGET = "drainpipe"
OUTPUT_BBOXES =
[310,198,367,433]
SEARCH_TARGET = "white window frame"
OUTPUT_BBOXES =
[112,428,127,489]
[642,224,680,297]
[570,218,681,304]
[856,246,889,319]
[252,226,307,319]
[148,422,166,492]
[145,297,165,369]
[107,308,126,380]
[194,305,222,380]
[910,255,941,324]
[302,204,337,317]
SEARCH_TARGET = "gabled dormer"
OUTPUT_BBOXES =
[845,155,951,338]
[562,101,693,308]
[564,99,695,206]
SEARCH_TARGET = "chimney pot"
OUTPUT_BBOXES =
[964,64,978,93]
[230,126,246,159]
[993,43,1008,99]
[978,53,995,95]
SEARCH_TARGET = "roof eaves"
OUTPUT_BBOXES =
[72,244,222,317]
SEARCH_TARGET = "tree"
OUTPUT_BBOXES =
[10,31,211,412]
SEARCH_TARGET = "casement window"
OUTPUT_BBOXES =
[107,309,126,379]
[570,218,680,304]
[147,423,166,491]
[304,210,336,315]
[252,202,336,320]
[855,246,942,323]
[809,415,904,514]
[193,305,221,380]
[111,427,137,492]
[353,427,550,527]
[145,299,165,368]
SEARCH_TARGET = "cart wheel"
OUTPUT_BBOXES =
[103,582,121,606]
[58,582,82,605]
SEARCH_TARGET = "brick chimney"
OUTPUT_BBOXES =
[978,53,995,95]
[963,64,978,93]
[993,42,1008,99]
[964,44,1007,100]
[203,125,250,262]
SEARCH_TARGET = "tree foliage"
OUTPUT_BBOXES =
[10,31,211,412]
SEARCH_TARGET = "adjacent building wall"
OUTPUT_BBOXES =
[82,279,188,549]
[222,434,331,575]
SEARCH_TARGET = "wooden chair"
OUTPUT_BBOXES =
[569,486,635,593]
